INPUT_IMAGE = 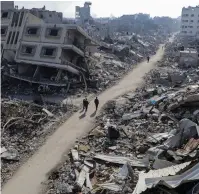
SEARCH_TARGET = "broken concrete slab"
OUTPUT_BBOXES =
[71,149,79,161]
[152,158,175,169]
[94,154,149,167]
[97,182,122,192]
[147,132,173,144]
[76,165,90,188]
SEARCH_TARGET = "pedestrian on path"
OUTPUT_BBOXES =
[147,56,150,63]
[83,97,86,111]
[94,97,99,111]
[84,98,89,112]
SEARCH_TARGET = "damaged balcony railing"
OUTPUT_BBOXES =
[64,38,85,53]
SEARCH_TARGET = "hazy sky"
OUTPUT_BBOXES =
[15,0,199,18]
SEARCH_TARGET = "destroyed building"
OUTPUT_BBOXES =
[1,2,97,90]
[44,35,199,194]
[181,6,199,38]
[75,2,92,26]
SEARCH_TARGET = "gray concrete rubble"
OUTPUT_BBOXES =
[1,99,77,185]
[44,35,199,194]
[1,20,167,188]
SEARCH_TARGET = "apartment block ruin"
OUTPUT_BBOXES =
[1,1,97,90]
[75,2,92,26]
[181,6,199,38]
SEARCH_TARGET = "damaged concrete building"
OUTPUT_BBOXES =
[1,2,97,90]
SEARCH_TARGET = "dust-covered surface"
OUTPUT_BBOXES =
[44,36,199,194]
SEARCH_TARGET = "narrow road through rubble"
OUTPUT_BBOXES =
[3,45,165,194]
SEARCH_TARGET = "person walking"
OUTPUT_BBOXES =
[94,97,99,111]
[84,98,89,112]
[147,56,150,63]
[83,98,86,111]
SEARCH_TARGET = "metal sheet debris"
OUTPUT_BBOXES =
[145,162,199,189]
[133,162,192,194]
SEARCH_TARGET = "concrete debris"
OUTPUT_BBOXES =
[97,182,122,192]
[94,154,148,167]
[133,161,192,194]
[145,162,199,189]
[44,35,199,194]
[1,98,75,185]
[71,149,79,161]
[76,165,90,188]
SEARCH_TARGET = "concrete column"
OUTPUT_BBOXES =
[55,70,62,81]
[33,66,40,78]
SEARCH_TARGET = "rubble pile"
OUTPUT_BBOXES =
[89,33,166,91]
[1,99,77,185]
[45,37,199,194]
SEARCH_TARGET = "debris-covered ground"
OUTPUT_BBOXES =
[0,32,167,187]
[44,36,199,194]
[1,99,78,185]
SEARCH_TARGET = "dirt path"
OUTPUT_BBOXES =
[2,45,165,194]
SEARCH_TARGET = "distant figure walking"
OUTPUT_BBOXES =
[147,56,150,63]
[94,97,99,111]
[83,98,86,111]
[162,45,164,50]
[84,98,89,112]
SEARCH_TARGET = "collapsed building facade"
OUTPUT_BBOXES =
[1,2,97,91]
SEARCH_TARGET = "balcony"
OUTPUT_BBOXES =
[63,38,85,57]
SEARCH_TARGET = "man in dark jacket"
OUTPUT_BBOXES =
[147,56,150,63]
[83,98,86,111]
[94,97,99,111]
[84,98,89,112]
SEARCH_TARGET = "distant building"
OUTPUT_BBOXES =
[1,1,14,10]
[75,2,92,25]
[180,6,199,38]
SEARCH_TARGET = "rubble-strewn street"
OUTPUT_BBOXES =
[45,36,199,194]
[1,14,167,187]
[2,2,199,194]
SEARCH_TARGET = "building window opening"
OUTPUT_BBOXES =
[2,12,8,18]
[1,28,6,35]
[49,29,58,36]
[27,28,38,35]
[21,46,35,54]
[44,48,55,56]
[25,47,33,54]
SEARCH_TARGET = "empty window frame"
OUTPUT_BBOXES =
[2,12,8,18]
[26,27,39,35]
[191,14,194,17]
[190,20,194,22]
[41,47,57,57]
[46,28,62,37]
[1,27,7,35]
[21,45,36,55]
